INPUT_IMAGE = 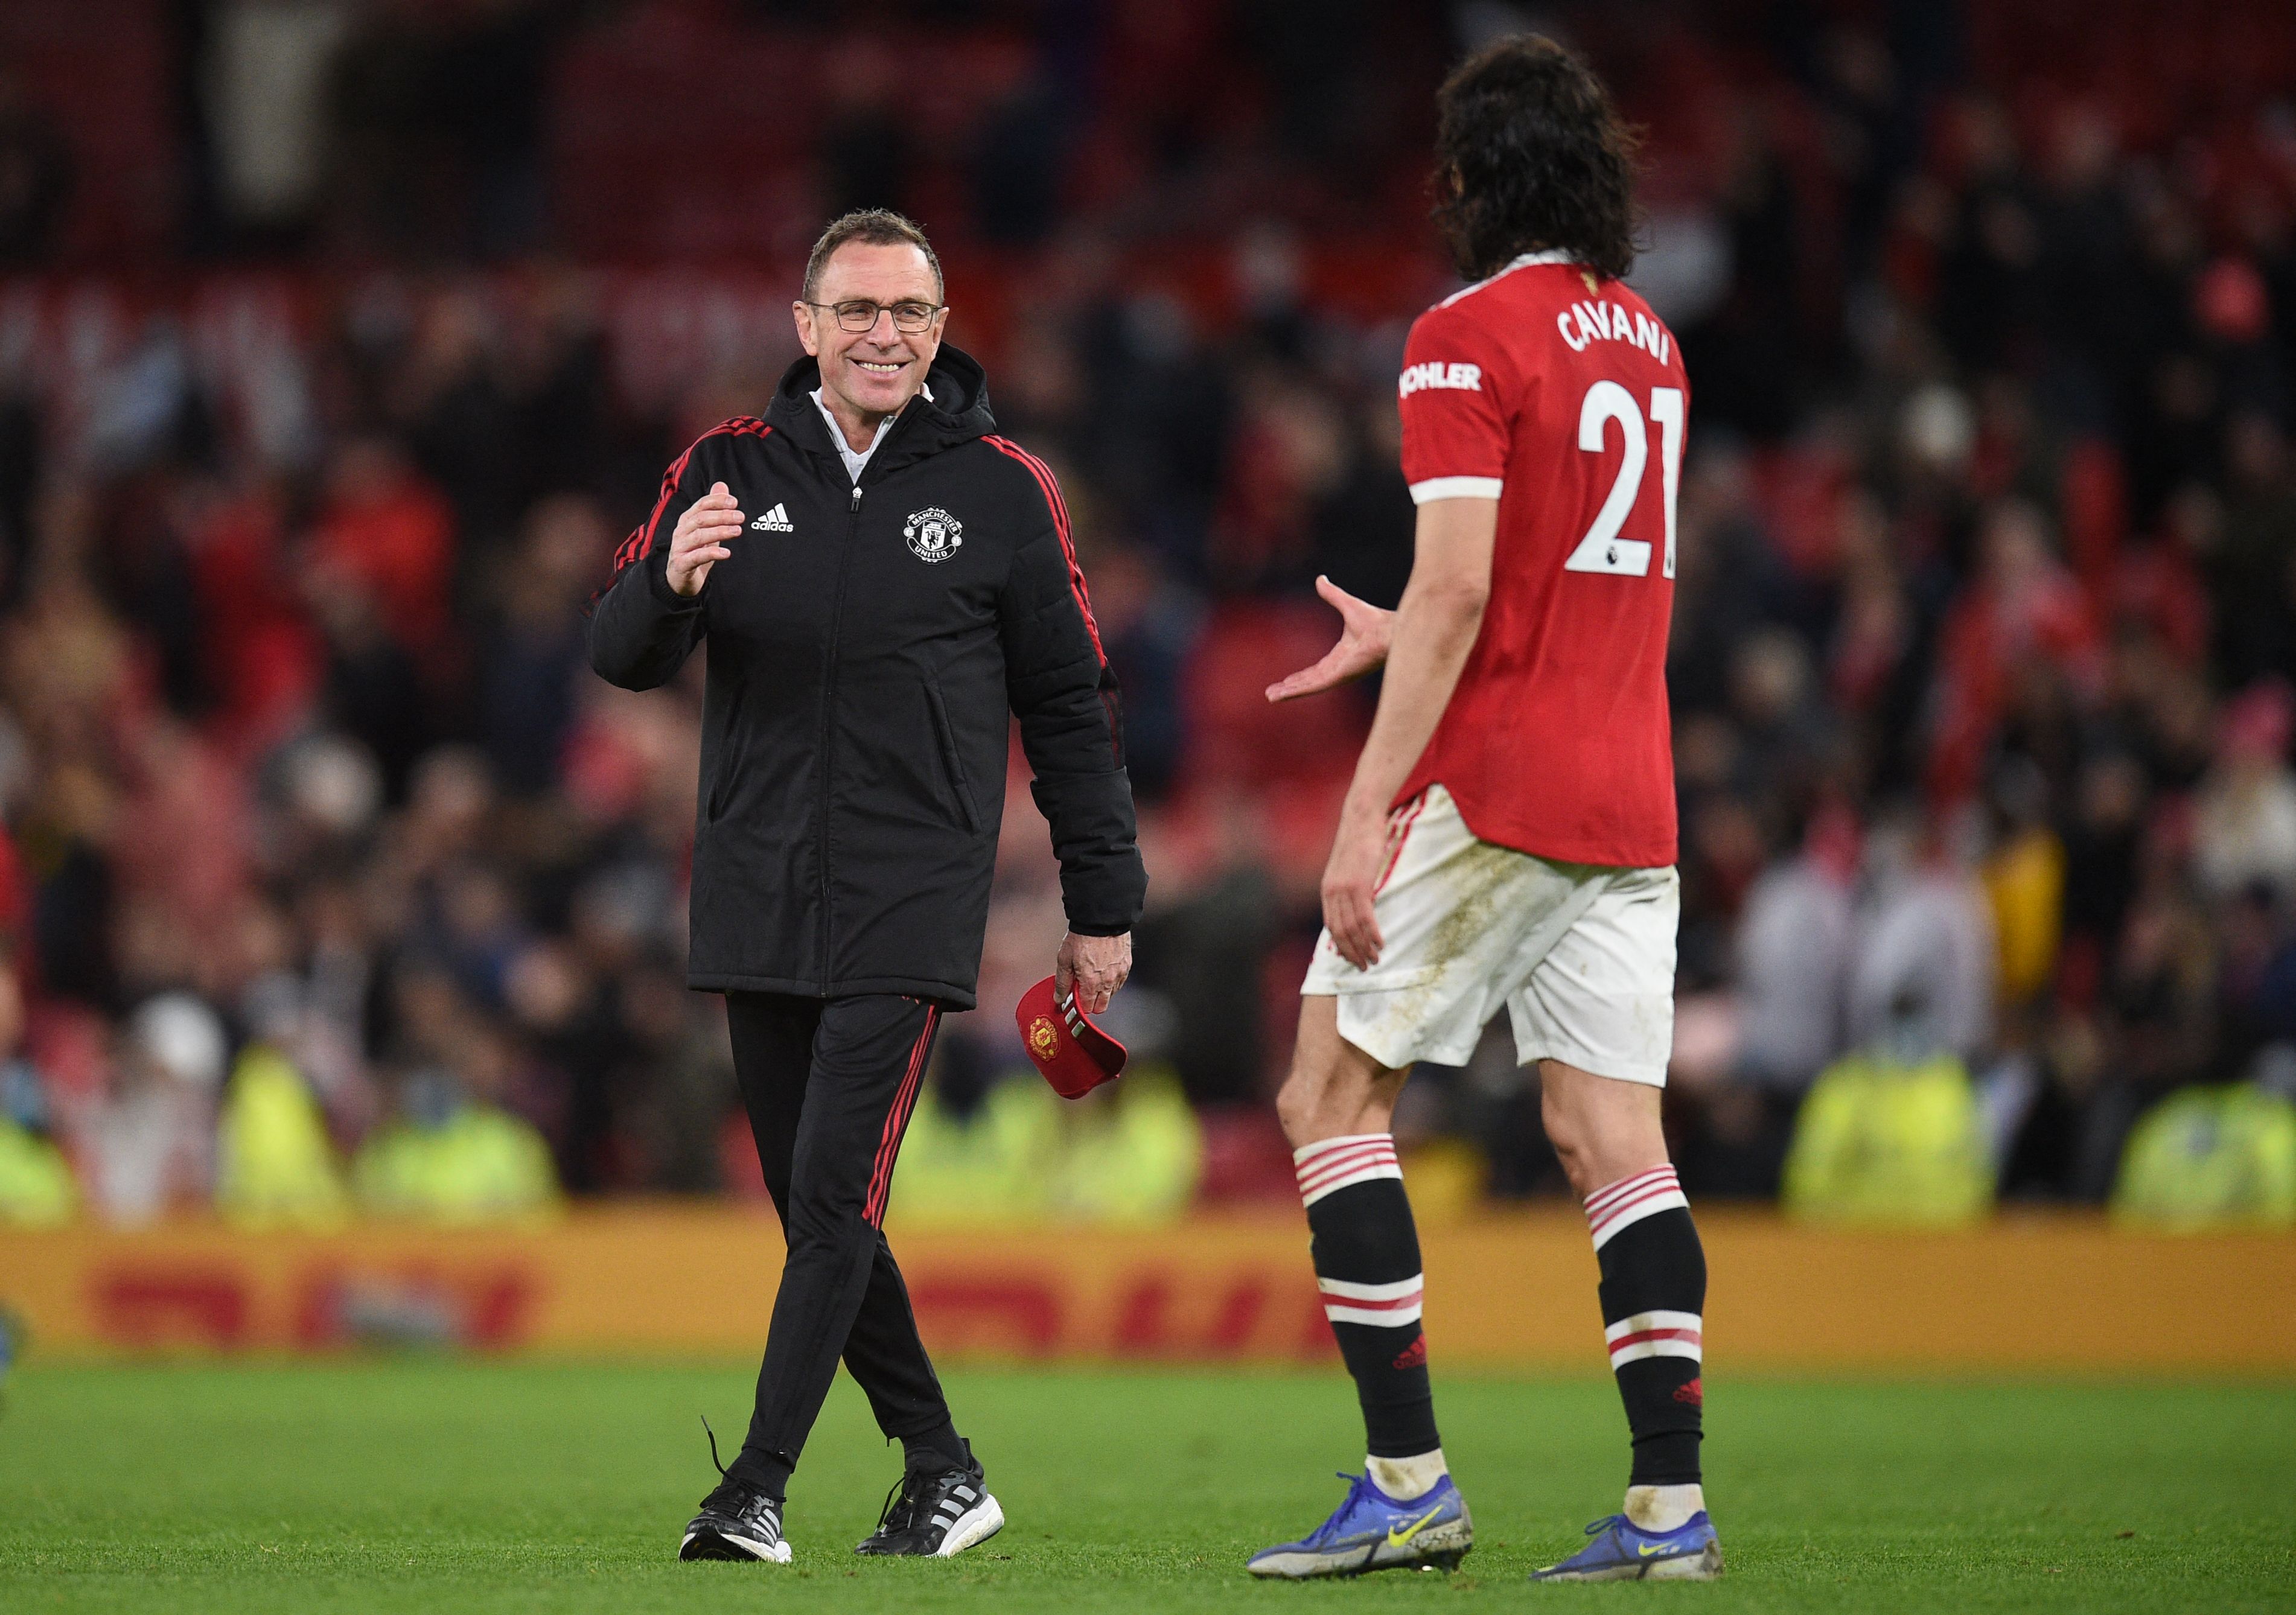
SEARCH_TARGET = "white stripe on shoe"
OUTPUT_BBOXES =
[931,1491,1005,1558]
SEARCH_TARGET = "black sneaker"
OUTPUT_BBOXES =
[678,1419,791,1563]
[680,1475,790,1562]
[853,1444,1005,1558]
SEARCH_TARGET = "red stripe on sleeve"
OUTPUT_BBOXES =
[985,435,1106,667]
[605,417,774,587]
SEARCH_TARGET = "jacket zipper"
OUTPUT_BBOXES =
[817,480,863,986]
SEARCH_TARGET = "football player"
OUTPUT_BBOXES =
[1247,34,1718,1583]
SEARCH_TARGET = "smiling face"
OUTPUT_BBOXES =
[794,240,946,438]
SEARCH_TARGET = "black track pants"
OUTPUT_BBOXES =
[724,992,949,1495]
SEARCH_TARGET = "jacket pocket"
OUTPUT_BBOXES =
[706,680,748,823]
[922,677,981,835]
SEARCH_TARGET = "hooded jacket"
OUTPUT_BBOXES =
[588,345,1144,1008]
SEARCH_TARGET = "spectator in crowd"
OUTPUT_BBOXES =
[77,994,226,1225]
[1733,805,1860,1093]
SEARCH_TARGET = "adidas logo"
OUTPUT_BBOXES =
[750,503,794,532]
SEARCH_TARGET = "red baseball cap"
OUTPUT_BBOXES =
[1015,975,1128,1098]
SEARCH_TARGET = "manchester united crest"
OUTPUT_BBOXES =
[1027,1015,1059,1061]
[904,506,963,563]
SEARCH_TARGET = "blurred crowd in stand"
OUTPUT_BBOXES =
[1,0,2295,1225]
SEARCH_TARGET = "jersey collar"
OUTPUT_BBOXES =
[1437,248,1583,310]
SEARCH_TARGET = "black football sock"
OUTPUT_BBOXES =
[901,1420,971,1474]
[1584,1164,1704,1488]
[1295,1133,1440,1461]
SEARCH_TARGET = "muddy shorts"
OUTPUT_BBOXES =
[1301,784,1678,1083]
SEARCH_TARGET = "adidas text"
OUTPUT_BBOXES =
[751,503,794,532]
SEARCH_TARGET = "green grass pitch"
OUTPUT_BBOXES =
[2,1361,2291,1612]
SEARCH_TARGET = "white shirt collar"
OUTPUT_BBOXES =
[811,388,899,484]
[809,381,937,485]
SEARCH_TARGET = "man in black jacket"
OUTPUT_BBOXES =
[590,209,1144,1566]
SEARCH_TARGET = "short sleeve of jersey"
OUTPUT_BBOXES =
[1397,300,1517,504]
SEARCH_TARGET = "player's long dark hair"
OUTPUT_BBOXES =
[1432,34,1642,284]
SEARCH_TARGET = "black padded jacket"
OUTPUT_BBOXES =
[587,345,1144,1008]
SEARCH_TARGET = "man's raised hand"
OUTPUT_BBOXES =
[666,482,745,597]
[1264,575,1395,702]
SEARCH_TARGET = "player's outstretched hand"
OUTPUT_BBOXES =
[1321,813,1388,969]
[666,482,745,597]
[1265,576,1395,702]
[1056,930,1131,1016]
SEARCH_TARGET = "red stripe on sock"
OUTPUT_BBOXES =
[1299,1162,1398,1199]
[1322,1290,1423,1313]
[1293,1135,1389,1164]
[1296,1141,1394,1174]
[1296,1140,1394,1174]
[1297,1145,1397,1196]
[1588,1182,1686,1237]
[1605,1327,1701,1353]
[1585,1165,1676,1216]
[1299,1159,1398,1194]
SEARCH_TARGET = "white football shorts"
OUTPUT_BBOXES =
[1301,783,1679,1084]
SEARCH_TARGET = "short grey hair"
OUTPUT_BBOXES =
[802,209,944,303]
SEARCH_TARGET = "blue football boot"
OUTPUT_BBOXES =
[1246,1471,1473,1579]
[1529,1510,1723,1581]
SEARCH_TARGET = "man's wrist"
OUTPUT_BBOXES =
[1338,787,1394,838]
[1065,921,1130,938]
[649,555,703,607]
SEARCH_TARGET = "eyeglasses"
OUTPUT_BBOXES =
[805,299,945,334]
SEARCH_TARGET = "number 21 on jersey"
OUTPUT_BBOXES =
[1564,381,1683,581]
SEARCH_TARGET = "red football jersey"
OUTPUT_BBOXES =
[1395,250,1688,869]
